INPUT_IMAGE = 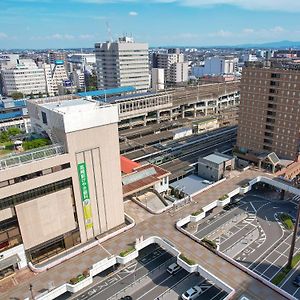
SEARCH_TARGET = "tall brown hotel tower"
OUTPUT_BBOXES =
[237,61,300,161]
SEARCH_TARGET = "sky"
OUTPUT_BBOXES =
[0,0,299,49]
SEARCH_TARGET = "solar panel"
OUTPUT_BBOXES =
[122,167,157,185]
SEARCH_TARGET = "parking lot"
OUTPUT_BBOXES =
[68,244,228,300]
[193,192,300,298]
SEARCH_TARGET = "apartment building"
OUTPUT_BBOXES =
[0,95,124,276]
[154,49,188,85]
[1,59,47,97]
[95,36,150,92]
[237,61,300,161]
[192,56,238,77]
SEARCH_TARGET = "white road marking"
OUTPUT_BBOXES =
[135,273,176,300]
[154,273,197,300]
[250,202,257,213]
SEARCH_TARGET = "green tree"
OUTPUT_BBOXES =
[0,131,9,143]
[7,127,21,136]
[10,92,24,100]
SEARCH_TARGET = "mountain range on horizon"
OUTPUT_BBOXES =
[2,40,300,52]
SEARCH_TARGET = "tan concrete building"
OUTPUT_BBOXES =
[237,61,300,161]
[0,95,124,274]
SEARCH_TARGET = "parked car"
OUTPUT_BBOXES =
[293,274,300,287]
[167,263,181,274]
[181,286,202,300]
[119,296,132,300]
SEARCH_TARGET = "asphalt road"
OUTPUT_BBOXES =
[69,242,228,300]
[192,193,300,298]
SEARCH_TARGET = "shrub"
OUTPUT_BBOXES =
[179,254,196,265]
[219,194,229,201]
[241,183,249,188]
[279,213,294,230]
[119,246,135,257]
[69,277,78,285]
[191,208,204,216]
[201,238,217,250]
[23,138,51,150]
[271,252,300,286]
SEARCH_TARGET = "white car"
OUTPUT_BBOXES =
[181,286,202,300]
[167,263,181,274]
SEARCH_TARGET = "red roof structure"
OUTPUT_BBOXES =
[120,155,141,174]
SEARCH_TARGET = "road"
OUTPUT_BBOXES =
[192,193,300,298]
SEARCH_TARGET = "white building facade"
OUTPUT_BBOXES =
[95,37,150,92]
[1,59,47,96]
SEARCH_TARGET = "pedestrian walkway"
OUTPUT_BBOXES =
[1,169,285,300]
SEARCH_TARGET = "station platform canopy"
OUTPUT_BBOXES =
[77,86,136,98]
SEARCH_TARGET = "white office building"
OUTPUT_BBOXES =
[1,59,47,97]
[95,37,150,92]
[192,56,238,78]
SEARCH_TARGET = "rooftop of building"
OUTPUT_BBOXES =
[203,152,232,165]
[122,163,170,196]
[77,86,136,98]
[245,60,300,71]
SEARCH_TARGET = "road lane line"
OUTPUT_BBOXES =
[155,274,204,299]
[135,273,177,300]
[75,250,173,300]
[250,202,257,213]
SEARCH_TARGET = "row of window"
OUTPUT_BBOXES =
[0,178,72,210]
[0,163,70,189]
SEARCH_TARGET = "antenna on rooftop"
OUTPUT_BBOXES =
[106,21,113,42]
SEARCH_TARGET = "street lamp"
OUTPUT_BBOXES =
[29,283,35,300]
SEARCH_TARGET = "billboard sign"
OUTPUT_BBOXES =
[77,162,93,230]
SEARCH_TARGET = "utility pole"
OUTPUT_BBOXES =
[287,202,300,268]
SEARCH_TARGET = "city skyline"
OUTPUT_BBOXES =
[1,0,299,49]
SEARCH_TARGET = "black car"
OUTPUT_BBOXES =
[293,274,300,287]
[120,296,133,300]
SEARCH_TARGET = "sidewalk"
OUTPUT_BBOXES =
[1,169,285,300]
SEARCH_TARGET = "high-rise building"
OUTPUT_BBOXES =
[0,95,124,270]
[1,59,47,97]
[154,48,188,85]
[95,36,150,92]
[237,61,300,162]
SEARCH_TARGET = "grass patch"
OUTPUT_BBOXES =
[219,194,229,201]
[279,213,294,230]
[119,246,136,257]
[201,238,217,250]
[191,208,204,216]
[272,252,300,286]
[179,254,196,265]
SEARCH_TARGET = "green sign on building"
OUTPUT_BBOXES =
[77,162,93,230]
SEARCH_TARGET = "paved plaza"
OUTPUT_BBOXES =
[0,169,287,300]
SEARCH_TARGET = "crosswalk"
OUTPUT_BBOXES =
[291,195,300,205]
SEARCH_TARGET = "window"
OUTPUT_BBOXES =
[271,73,280,79]
[41,111,48,125]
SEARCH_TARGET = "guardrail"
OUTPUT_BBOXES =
[0,144,65,170]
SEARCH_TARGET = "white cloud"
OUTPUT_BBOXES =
[75,0,300,12]
[129,11,138,16]
[0,32,8,39]
[209,29,233,37]
[78,34,95,39]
